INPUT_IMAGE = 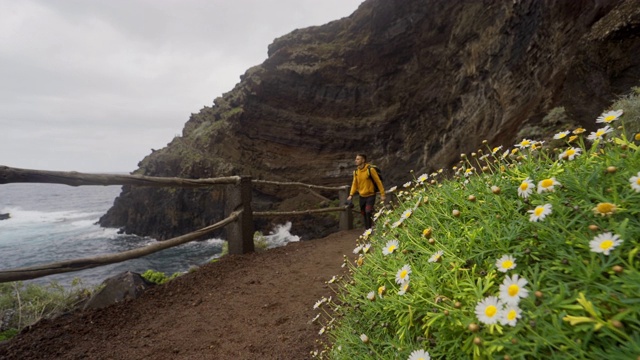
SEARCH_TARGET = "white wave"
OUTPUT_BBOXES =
[264,222,300,249]
[0,206,101,226]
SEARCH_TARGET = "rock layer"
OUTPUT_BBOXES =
[100,0,640,240]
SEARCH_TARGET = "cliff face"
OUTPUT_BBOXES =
[100,0,640,240]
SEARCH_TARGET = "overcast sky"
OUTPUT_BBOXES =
[0,0,363,173]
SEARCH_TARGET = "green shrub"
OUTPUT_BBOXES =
[313,99,640,359]
[0,279,91,340]
[141,270,180,285]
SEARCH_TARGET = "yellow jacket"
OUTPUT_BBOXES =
[350,164,385,198]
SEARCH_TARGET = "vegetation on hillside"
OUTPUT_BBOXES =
[313,90,640,359]
[0,280,90,341]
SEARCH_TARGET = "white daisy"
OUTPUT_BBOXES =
[518,178,534,199]
[362,228,373,239]
[311,313,320,323]
[464,168,474,177]
[362,243,371,253]
[499,274,529,305]
[428,250,443,263]
[515,139,533,148]
[499,304,522,327]
[402,209,413,219]
[559,147,582,161]
[553,130,570,140]
[587,125,613,142]
[318,326,326,335]
[589,232,623,255]
[408,349,431,360]
[391,219,404,228]
[382,240,399,255]
[528,203,552,222]
[403,181,412,188]
[360,334,369,343]
[313,298,325,309]
[367,291,375,301]
[398,280,410,296]
[475,296,502,325]
[630,172,640,192]
[353,245,363,254]
[537,177,561,194]
[395,264,412,284]
[492,145,503,155]
[417,173,428,183]
[596,109,623,124]
[495,254,516,273]
[388,185,398,193]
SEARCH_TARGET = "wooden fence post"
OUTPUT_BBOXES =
[226,176,255,254]
[338,186,353,230]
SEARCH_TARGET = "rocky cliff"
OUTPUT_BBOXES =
[99,0,640,240]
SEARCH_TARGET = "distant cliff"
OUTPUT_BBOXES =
[100,0,640,240]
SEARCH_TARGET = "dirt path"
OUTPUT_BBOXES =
[0,229,363,360]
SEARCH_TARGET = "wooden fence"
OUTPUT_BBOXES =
[0,166,354,283]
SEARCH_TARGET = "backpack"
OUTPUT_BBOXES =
[354,164,383,193]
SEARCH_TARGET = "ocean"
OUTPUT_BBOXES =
[0,183,300,288]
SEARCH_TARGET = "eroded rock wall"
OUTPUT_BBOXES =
[100,0,640,240]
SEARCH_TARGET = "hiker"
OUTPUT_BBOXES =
[347,153,385,229]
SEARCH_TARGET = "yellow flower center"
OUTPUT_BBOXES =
[604,115,616,122]
[596,130,605,137]
[600,240,614,250]
[378,286,385,295]
[485,305,498,317]
[507,309,517,321]
[388,245,396,253]
[501,260,514,269]
[520,140,530,146]
[558,133,567,138]
[400,270,408,279]
[569,135,578,142]
[596,202,616,214]
[636,178,640,185]
[566,149,576,156]
[534,207,545,216]
[508,284,520,297]
[519,182,529,191]
[574,128,586,134]
[541,179,554,188]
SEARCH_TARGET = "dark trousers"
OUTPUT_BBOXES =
[359,195,376,229]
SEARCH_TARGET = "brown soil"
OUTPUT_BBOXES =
[0,229,363,360]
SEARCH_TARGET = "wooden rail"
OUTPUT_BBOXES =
[0,210,242,283]
[0,166,354,283]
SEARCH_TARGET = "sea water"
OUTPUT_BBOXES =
[0,183,300,288]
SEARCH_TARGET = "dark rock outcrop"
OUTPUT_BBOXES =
[100,0,640,240]
[83,272,154,310]
[0,213,10,221]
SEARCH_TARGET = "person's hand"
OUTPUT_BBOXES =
[347,195,352,201]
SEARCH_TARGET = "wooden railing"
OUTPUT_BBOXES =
[0,166,354,283]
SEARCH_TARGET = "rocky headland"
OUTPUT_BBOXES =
[99,0,640,240]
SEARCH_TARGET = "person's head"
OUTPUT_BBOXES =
[355,153,367,167]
